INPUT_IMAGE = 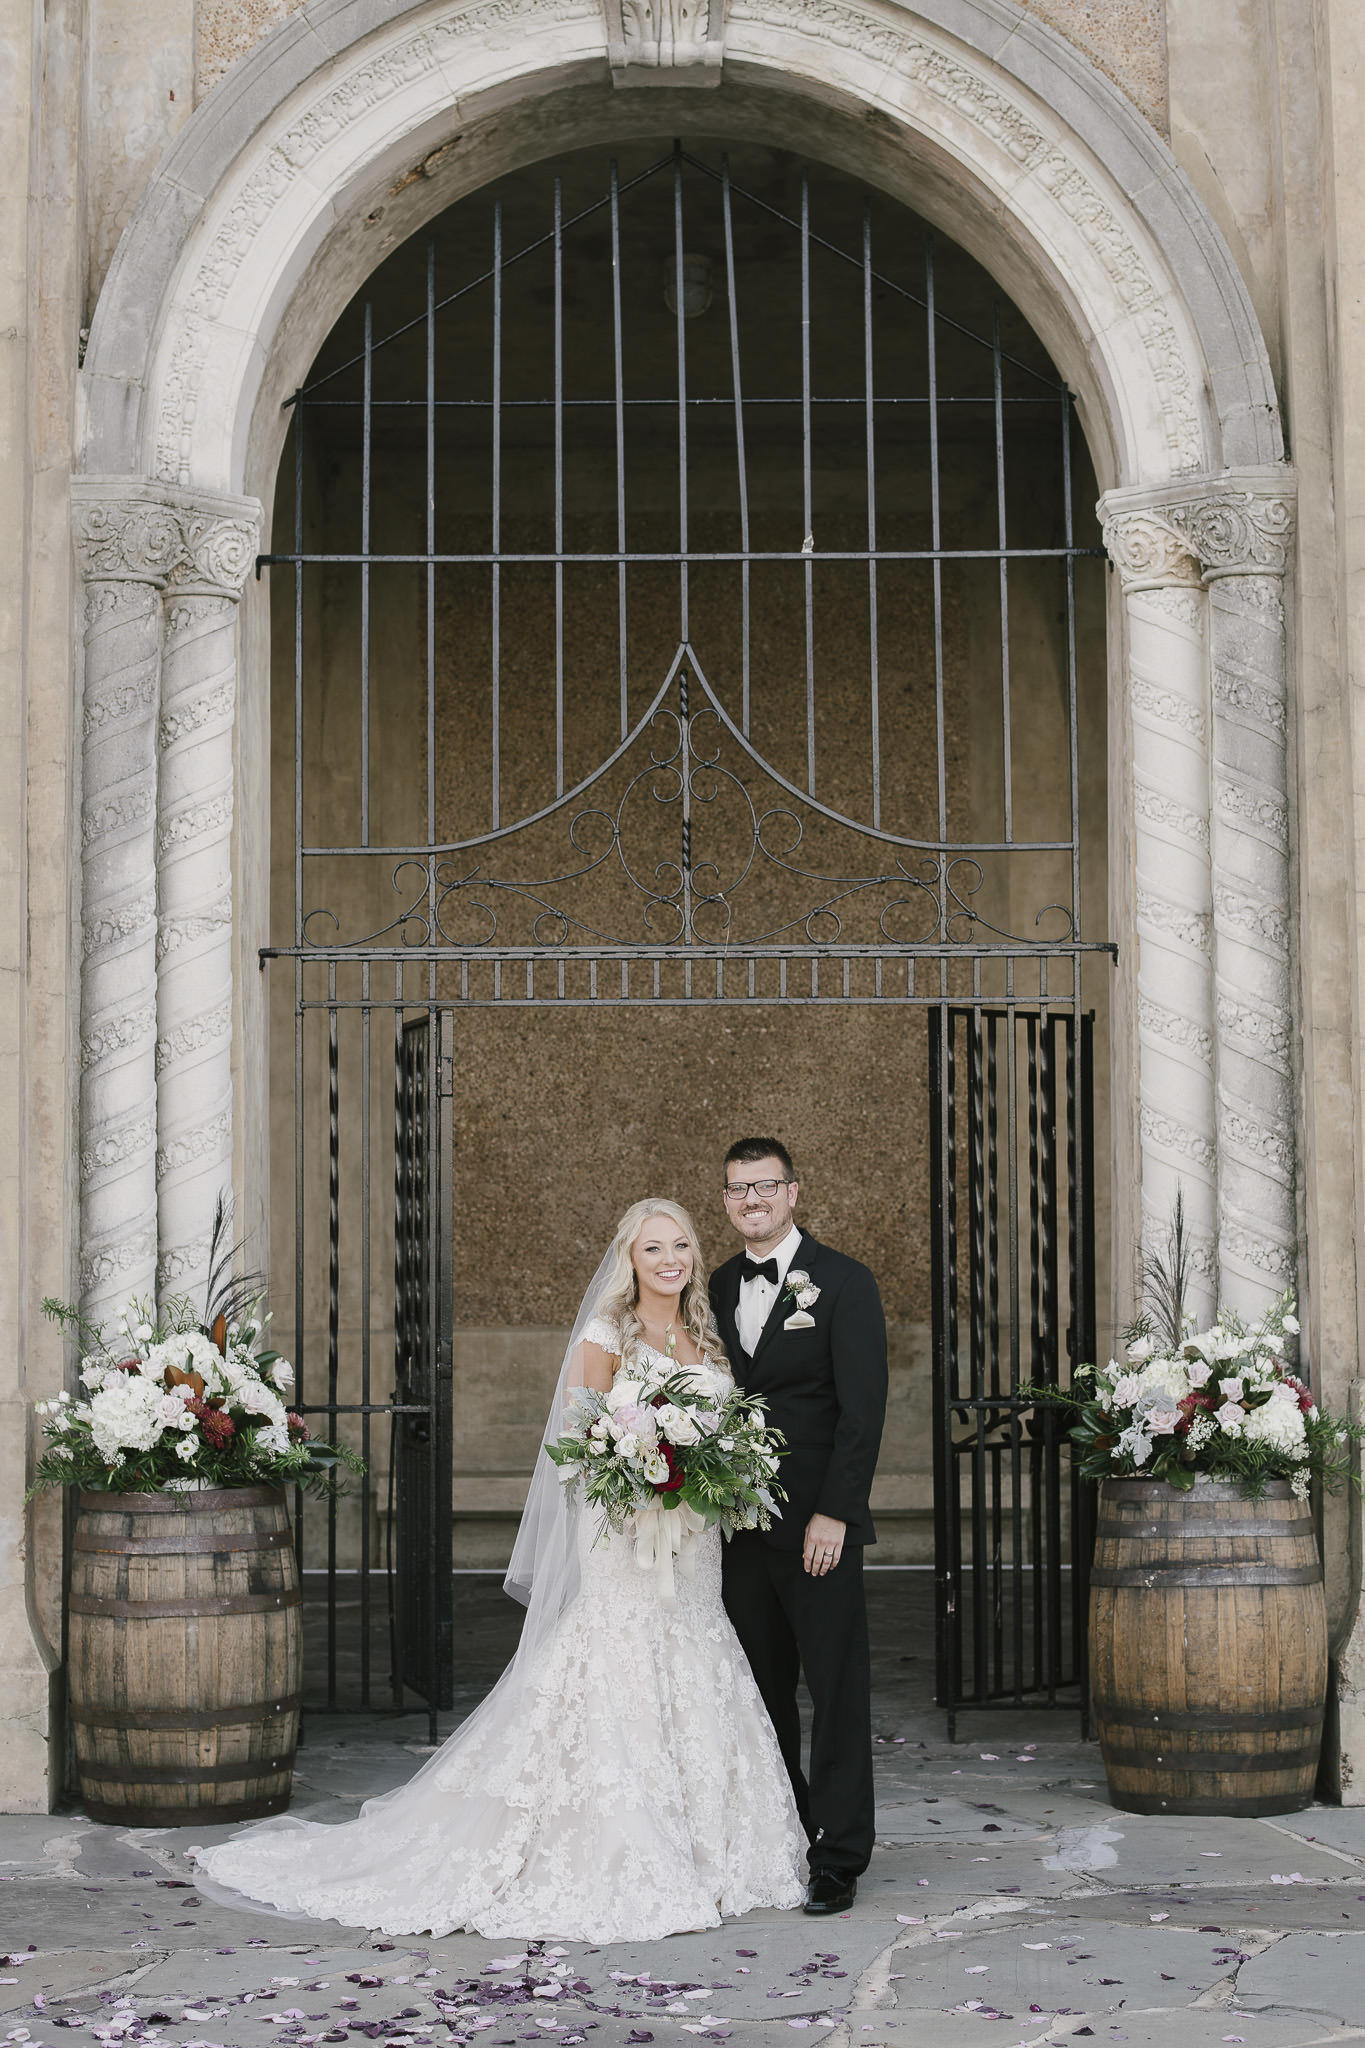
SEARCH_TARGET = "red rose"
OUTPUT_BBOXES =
[654,1441,686,1494]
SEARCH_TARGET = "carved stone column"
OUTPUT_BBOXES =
[1099,504,1218,1321]
[71,487,181,1322]
[1101,468,1297,1321]
[156,505,259,1307]
[72,480,261,1326]
[1168,480,1297,1311]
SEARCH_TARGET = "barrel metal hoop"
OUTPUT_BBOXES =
[1089,1563,1322,1587]
[69,1589,303,1617]
[1100,1742,1321,1774]
[69,1695,303,1731]
[78,1756,294,1785]
[1094,1518,1315,1542]
[74,1527,293,1555]
[80,1792,293,1827]
[1095,1707,1323,1734]
[1101,1480,1293,1502]
[1107,1790,1319,1818]
[78,1486,285,1513]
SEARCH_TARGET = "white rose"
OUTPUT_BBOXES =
[1111,1373,1143,1407]
[270,1360,295,1389]
[1186,1360,1213,1389]
[1214,1400,1246,1436]
[655,1403,700,1447]
[796,1286,820,1309]
[787,1270,811,1291]
[605,1379,644,1412]
[1125,1335,1153,1362]
[1220,1375,1245,1403]
[1145,1406,1183,1435]
[614,1431,640,1460]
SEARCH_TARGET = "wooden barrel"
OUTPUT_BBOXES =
[1089,1477,1327,1816]
[68,1485,302,1827]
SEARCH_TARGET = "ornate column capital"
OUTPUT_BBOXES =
[1099,467,1296,587]
[72,479,261,597]
[603,0,726,85]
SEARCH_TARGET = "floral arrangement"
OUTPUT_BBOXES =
[29,1203,362,1500]
[1053,1292,1365,1498]
[1034,1200,1363,1498]
[547,1360,786,1542]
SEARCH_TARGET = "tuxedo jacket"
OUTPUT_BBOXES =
[710,1231,888,1550]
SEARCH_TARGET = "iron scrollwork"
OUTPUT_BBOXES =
[300,654,1077,954]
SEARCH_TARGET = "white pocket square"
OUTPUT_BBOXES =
[784,1309,816,1330]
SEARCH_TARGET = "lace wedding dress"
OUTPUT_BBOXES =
[192,1332,806,1941]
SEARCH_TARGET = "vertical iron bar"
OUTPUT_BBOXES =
[327,965,340,1711]
[801,167,815,795]
[292,413,306,1640]
[553,178,564,798]
[968,1002,988,1700]
[721,157,751,736]
[360,305,372,846]
[993,303,1013,841]
[930,1009,959,1740]
[1076,1011,1097,1735]
[611,163,628,740]
[360,960,371,1706]
[1027,1009,1043,1688]
[426,242,436,844]
[864,203,881,828]
[390,970,405,1707]
[492,203,502,828]
[926,234,947,854]
[1040,1008,1062,1700]
[673,142,689,645]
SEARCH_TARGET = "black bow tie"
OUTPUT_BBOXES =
[742,1257,780,1286]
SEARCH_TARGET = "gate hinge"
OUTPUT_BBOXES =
[438,1053,454,1099]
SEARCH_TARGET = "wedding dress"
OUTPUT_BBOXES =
[191,1325,806,1941]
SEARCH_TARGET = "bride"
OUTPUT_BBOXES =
[192,1198,807,1941]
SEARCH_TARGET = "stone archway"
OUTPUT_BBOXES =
[74,0,1295,1342]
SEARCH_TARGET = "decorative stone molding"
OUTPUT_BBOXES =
[1101,467,1297,1316]
[603,0,725,81]
[72,479,261,1321]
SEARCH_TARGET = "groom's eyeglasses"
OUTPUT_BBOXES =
[723,1178,793,1200]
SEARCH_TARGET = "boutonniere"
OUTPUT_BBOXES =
[782,1268,820,1329]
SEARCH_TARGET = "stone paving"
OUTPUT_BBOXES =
[4,1709,1365,2048]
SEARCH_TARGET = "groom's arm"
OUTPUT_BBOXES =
[814,1264,888,1529]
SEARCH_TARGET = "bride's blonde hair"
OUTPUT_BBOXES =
[594,1198,729,1374]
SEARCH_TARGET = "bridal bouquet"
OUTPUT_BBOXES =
[1038,1292,1362,1499]
[547,1358,785,1602]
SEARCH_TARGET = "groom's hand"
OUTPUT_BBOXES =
[803,1512,846,1577]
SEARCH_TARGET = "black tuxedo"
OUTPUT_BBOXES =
[711,1231,887,1880]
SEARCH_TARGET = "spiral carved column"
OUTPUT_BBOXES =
[156,509,257,1307]
[1167,483,1297,1312]
[1101,468,1297,1322]
[72,482,260,1324]
[1100,505,1217,1321]
[72,491,182,1321]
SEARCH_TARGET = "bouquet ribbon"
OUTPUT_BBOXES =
[632,1499,708,1608]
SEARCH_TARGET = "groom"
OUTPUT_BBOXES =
[711,1138,887,1915]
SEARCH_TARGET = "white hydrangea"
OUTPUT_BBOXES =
[1131,1357,1191,1407]
[1242,1398,1308,1458]
[87,1374,170,1463]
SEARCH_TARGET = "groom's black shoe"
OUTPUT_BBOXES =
[803,1871,857,1915]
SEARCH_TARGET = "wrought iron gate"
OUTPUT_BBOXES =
[262,142,1111,1740]
[930,1007,1097,1739]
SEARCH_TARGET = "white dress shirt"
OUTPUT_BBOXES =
[736,1222,804,1356]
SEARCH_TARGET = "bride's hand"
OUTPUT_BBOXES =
[803,1512,846,1577]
